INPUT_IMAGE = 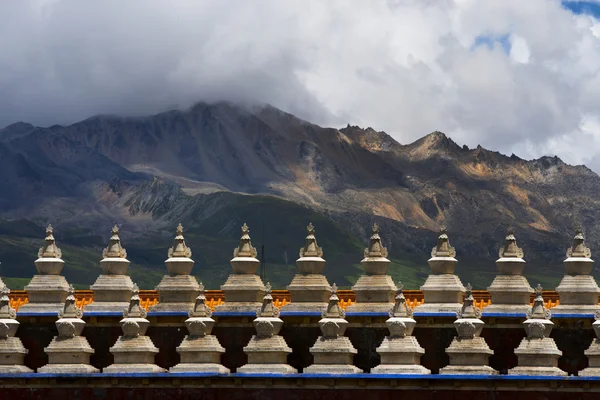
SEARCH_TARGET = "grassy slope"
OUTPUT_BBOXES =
[0,194,572,291]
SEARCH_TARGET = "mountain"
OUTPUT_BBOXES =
[0,102,598,290]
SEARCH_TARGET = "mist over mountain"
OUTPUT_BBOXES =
[0,102,598,290]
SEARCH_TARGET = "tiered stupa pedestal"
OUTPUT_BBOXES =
[86,225,134,313]
[19,225,69,314]
[170,284,229,373]
[104,285,165,373]
[215,224,265,314]
[304,285,362,374]
[0,285,31,373]
[371,283,430,374]
[414,229,465,314]
[553,230,600,315]
[38,285,98,373]
[238,283,296,374]
[485,230,533,314]
[580,314,600,376]
[509,285,567,376]
[150,224,200,313]
[440,284,497,375]
[347,224,396,314]
[282,223,331,314]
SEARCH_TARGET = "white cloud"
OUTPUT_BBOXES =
[2,0,600,171]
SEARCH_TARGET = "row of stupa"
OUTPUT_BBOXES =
[3,278,600,376]
[7,222,600,316]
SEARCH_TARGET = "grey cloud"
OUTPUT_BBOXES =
[1,0,600,171]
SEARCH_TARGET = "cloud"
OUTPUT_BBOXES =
[2,0,600,171]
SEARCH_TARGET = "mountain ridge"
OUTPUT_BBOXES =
[0,101,598,290]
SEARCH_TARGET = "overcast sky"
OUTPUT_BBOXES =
[2,1,600,170]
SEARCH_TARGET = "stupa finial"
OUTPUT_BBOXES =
[526,284,551,320]
[0,285,16,319]
[38,224,62,259]
[322,283,345,318]
[257,282,279,318]
[102,224,127,259]
[567,227,591,259]
[299,222,324,258]
[168,223,192,258]
[364,222,388,258]
[389,281,413,318]
[233,223,258,258]
[123,283,147,318]
[189,282,212,318]
[499,227,524,259]
[59,284,82,319]
[456,283,481,319]
[431,226,456,258]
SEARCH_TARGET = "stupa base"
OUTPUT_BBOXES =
[370,364,430,375]
[508,366,567,376]
[0,365,33,374]
[439,365,498,375]
[103,364,166,374]
[303,364,363,375]
[169,363,230,374]
[237,363,297,374]
[38,364,99,374]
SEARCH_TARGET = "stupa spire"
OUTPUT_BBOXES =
[0,285,15,319]
[389,282,413,318]
[123,284,147,318]
[364,223,388,258]
[499,228,524,258]
[457,283,481,319]
[233,223,258,258]
[567,227,591,259]
[431,227,456,258]
[59,284,82,319]
[189,282,211,318]
[168,223,192,258]
[299,223,323,258]
[103,224,127,259]
[38,224,62,259]
[527,284,551,320]
[257,282,279,318]
[322,283,345,318]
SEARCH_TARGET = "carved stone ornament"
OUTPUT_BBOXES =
[168,223,192,259]
[123,284,147,319]
[321,321,340,338]
[38,224,62,259]
[456,283,481,319]
[256,282,280,318]
[58,284,83,319]
[526,284,551,320]
[0,322,9,339]
[498,228,524,259]
[527,321,546,339]
[56,320,76,339]
[566,228,592,259]
[387,320,407,338]
[456,320,477,339]
[255,320,275,338]
[322,283,345,319]
[233,223,258,258]
[299,223,324,258]
[389,282,413,318]
[122,320,140,338]
[186,320,207,337]
[431,227,456,258]
[0,285,16,319]
[364,223,388,258]
[102,224,127,259]
[189,282,212,318]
